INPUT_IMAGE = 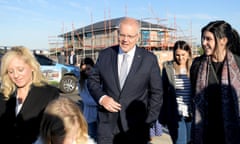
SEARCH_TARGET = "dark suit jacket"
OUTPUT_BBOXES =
[69,54,77,65]
[0,84,60,144]
[87,45,163,142]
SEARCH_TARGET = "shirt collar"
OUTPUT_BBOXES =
[118,46,136,58]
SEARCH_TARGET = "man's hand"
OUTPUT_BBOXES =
[100,96,121,112]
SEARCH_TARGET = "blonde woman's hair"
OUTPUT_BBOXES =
[40,97,89,144]
[0,46,47,99]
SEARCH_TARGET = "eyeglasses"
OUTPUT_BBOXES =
[119,33,138,40]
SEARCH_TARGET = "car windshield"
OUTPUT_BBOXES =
[34,54,56,65]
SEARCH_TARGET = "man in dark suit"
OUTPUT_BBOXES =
[87,17,163,144]
[69,50,77,65]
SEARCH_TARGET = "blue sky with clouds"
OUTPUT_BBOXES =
[1,0,240,50]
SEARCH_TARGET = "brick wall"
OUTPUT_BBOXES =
[153,51,173,69]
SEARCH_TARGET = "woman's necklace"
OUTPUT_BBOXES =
[16,88,29,104]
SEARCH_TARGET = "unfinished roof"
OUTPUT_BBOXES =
[59,16,175,37]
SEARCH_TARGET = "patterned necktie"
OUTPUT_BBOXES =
[119,53,128,89]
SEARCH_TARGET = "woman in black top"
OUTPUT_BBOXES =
[0,46,60,144]
[190,20,240,144]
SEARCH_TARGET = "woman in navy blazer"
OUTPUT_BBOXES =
[0,46,59,144]
[87,17,163,144]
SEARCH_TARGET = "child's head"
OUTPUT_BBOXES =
[40,97,88,144]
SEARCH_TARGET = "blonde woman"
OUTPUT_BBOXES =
[0,46,59,143]
[38,97,96,144]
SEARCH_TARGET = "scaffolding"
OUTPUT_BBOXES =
[139,17,175,51]
[48,7,196,64]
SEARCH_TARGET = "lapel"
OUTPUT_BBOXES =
[16,86,34,117]
[111,46,121,90]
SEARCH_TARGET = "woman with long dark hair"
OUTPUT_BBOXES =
[190,20,240,144]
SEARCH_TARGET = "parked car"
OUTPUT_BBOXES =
[34,53,80,94]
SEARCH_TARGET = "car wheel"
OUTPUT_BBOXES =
[59,75,77,93]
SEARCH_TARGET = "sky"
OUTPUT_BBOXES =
[1,0,240,50]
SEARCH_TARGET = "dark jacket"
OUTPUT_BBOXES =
[159,61,192,143]
[87,45,163,143]
[190,54,240,144]
[69,54,77,65]
[0,84,60,144]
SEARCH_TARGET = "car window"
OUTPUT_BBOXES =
[34,54,56,66]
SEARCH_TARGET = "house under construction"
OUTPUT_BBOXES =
[49,17,176,63]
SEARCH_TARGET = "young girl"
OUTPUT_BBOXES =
[37,97,96,144]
